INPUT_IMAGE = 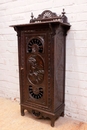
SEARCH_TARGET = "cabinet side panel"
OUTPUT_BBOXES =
[54,26,65,111]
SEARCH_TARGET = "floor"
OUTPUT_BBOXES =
[0,98,87,130]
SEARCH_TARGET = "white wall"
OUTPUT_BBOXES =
[0,0,87,123]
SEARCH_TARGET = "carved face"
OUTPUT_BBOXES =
[32,44,39,53]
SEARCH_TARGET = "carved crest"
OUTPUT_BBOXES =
[37,10,57,19]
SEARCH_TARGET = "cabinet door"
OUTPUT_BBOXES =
[20,30,53,111]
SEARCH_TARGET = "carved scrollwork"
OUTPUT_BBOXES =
[32,110,42,119]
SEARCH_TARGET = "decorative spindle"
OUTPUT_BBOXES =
[61,9,68,23]
[62,9,66,16]
[30,12,35,23]
[31,12,34,19]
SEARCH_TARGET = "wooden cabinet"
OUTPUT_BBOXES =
[11,10,70,127]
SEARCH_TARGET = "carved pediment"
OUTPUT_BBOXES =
[30,9,68,24]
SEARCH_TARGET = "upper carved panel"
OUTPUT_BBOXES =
[27,37,44,53]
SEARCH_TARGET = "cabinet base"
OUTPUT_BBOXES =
[20,104,64,127]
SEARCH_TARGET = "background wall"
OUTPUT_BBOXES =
[0,0,87,123]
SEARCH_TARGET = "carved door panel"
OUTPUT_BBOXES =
[20,30,52,109]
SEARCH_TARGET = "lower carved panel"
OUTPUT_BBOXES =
[29,85,43,99]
